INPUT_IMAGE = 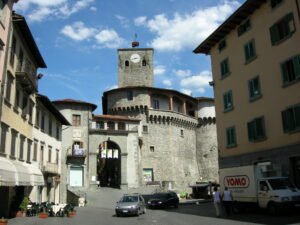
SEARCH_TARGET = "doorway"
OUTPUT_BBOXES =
[97,141,121,188]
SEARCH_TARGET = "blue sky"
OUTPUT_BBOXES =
[14,0,243,114]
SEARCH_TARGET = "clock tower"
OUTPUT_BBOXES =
[118,45,154,88]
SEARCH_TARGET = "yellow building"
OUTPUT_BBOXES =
[0,12,46,217]
[194,0,300,187]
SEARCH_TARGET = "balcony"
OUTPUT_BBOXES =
[67,149,86,165]
[41,162,59,174]
[15,59,38,94]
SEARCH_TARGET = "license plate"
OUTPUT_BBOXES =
[123,210,128,213]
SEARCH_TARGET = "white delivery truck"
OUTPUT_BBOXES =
[219,164,300,214]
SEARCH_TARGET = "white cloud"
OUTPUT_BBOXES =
[108,85,118,90]
[180,70,212,94]
[154,65,166,75]
[181,89,192,96]
[61,21,96,41]
[95,29,126,48]
[15,0,94,22]
[136,1,240,51]
[116,15,129,28]
[134,16,147,26]
[163,79,172,86]
[173,69,191,77]
[90,6,97,11]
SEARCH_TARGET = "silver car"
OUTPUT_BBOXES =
[115,193,146,216]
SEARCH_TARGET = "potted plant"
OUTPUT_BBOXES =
[0,217,9,225]
[17,197,29,217]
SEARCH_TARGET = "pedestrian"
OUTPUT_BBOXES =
[222,187,233,216]
[213,186,222,217]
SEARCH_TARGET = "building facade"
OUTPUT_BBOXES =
[194,0,300,187]
[54,45,218,196]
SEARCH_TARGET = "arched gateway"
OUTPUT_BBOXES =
[97,141,121,188]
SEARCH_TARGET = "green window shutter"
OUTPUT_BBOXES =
[247,121,255,141]
[269,25,278,45]
[256,117,265,138]
[226,128,231,145]
[231,127,235,145]
[228,91,232,107]
[281,110,289,132]
[294,105,300,129]
[248,80,254,98]
[285,13,295,32]
[281,62,289,83]
[292,55,300,79]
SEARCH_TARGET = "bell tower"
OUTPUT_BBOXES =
[118,41,154,88]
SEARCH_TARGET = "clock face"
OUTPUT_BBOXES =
[130,53,141,63]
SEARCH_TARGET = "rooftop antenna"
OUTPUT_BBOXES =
[132,33,139,48]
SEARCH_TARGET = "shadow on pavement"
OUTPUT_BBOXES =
[162,202,300,225]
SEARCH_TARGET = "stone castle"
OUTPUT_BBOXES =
[53,46,218,201]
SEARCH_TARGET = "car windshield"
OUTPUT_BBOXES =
[268,178,296,190]
[153,193,168,199]
[120,196,138,202]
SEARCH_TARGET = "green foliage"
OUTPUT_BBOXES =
[19,197,29,211]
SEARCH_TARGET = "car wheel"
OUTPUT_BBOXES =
[268,203,277,215]
[116,212,121,217]
[174,204,178,208]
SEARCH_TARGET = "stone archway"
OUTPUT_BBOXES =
[97,141,121,188]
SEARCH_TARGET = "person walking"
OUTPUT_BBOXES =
[213,186,222,217]
[222,187,233,216]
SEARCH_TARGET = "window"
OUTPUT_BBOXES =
[223,90,233,112]
[107,121,115,130]
[220,58,230,78]
[28,100,34,124]
[19,136,25,160]
[152,97,159,109]
[218,40,226,52]
[248,76,261,100]
[5,71,13,103]
[96,121,104,129]
[118,122,125,130]
[0,0,6,24]
[35,108,40,127]
[10,36,16,66]
[270,13,295,45]
[271,0,284,9]
[127,90,133,101]
[281,55,300,85]
[0,123,8,154]
[142,60,146,66]
[237,19,251,36]
[48,118,52,136]
[10,130,17,157]
[125,60,129,66]
[244,39,256,63]
[18,48,24,70]
[22,96,27,116]
[40,145,44,162]
[281,103,300,133]
[27,140,32,162]
[150,146,155,152]
[72,114,81,126]
[15,88,20,108]
[226,126,236,147]
[247,117,266,141]
[56,123,60,139]
[143,125,148,132]
[56,149,59,164]
[180,129,184,137]
[48,147,52,162]
[41,112,45,130]
[33,141,38,161]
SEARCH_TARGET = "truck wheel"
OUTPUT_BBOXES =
[268,203,277,215]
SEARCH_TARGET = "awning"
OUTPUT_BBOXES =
[26,164,45,186]
[0,157,17,186]
[11,160,32,186]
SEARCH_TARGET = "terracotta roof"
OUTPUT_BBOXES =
[93,114,140,121]
[193,0,266,54]
[12,12,46,68]
[195,97,214,102]
[52,98,97,111]
[36,94,70,125]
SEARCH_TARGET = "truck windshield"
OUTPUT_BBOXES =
[268,178,295,190]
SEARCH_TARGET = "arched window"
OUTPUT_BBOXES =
[125,60,129,66]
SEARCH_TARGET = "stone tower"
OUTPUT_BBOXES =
[118,46,154,88]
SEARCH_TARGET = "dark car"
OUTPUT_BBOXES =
[147,192,179,209]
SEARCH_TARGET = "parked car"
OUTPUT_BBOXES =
[147,192,179,209]
[115,193,146,216]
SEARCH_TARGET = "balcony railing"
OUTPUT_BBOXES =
[15,59,38,94]
[41,162,59,174]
